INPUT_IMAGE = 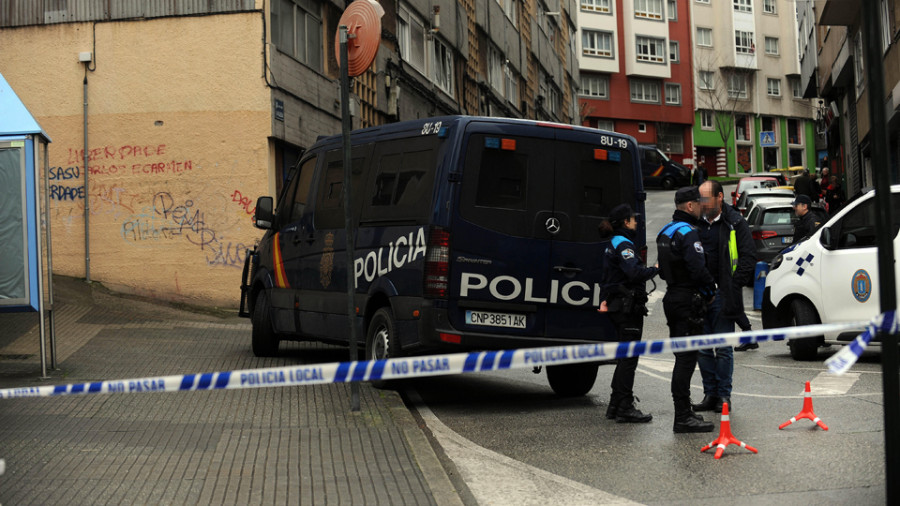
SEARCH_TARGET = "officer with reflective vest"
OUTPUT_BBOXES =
[657,187,717,433]
[598,204,658,423]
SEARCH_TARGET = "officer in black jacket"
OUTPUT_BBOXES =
[599,204,659,423]
[792,194,822,243]
[657,187,717,433]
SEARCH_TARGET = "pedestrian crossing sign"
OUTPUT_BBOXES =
[759,131,776,147]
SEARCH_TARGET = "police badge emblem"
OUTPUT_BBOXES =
[320,232,335,288]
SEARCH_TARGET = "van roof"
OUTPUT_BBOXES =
[313,115,636,146]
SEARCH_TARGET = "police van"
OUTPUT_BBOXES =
[762,185,900,360]
[239,116,647,395]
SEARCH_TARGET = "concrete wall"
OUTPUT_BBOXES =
[0,13,269,307]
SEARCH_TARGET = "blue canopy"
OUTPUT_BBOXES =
[0,72,50,141]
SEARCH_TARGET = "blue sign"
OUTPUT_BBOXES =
[759,131,776,147]
[274,99,284,122]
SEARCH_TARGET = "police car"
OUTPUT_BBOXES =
[239,116,647,396]
[762,185,900,360]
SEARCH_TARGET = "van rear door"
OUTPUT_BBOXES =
[451,122,638,342]
[547,129,638,338]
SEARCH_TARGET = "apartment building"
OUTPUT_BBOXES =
[577,0,696,167]
[811,0,900,196]
[0,0,579,307]
[691,0,817,177]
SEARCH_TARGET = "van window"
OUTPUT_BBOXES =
[314,145,371,230]
[474,150,527,210]
[362,136,439,223]
[288,155,317,224]
[460,133,635,240]
[828,195,900,249]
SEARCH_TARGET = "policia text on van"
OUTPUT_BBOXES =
[239,116,647,396]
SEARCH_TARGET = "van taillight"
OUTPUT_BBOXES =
[639,245,648,265]
[425,227,450,298]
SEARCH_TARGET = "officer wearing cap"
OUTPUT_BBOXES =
[792,194,822,243]
[598,203,658,423]
[657,187,717,433]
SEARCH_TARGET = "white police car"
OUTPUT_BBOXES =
[762,185,900,360]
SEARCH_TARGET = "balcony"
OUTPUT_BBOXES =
[819,0,859,27]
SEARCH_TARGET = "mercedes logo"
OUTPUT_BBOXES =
[545,217,560,235]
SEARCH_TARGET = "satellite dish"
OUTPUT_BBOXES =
[334,0,383,77]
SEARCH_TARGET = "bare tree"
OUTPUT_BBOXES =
[694,50,756,155]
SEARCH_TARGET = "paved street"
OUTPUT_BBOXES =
[0,278,460,505]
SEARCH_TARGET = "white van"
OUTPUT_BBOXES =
[762,185,900,360]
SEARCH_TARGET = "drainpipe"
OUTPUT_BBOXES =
[83,66,91,283]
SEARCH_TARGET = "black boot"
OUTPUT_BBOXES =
[605,394,623,420]
[715,396,731,413]
[734,342,759,351]
[673,410,714,433]
[615,397,652,423]
[605,403,618,420]
[692,394,718,412]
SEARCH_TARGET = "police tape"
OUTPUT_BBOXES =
[0,314,894,400]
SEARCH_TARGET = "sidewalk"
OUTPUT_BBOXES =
[0,276,463,505]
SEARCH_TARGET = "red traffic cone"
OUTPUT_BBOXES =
[701,402,758,459]
[779,381,828,430]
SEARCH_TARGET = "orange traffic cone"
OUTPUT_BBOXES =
[701,402,758,459]
[779,381,828,430]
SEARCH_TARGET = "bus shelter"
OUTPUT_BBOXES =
[0,72,56,377]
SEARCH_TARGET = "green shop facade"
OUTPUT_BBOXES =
[693,111,817,177]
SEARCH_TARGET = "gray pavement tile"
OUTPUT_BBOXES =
[0,281,452,505]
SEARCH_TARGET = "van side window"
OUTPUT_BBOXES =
[274,155,317,229]
[314,145,371,230]
[288,156,317,224]
[833,199,876,249]
[831,194,900,249]
[362,136,438,224]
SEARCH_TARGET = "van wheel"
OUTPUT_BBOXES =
[546,363,599,397]
[788,299,821,361]
[251,290,280,357]
[366,307,399,389]
[662,177,676,191]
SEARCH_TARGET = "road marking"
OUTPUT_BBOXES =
[407,390,640,505]
[810,371,860,395]
[636,359,876,398]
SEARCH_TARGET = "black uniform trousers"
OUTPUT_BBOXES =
[608,311,643,406]
[663,287,705,413]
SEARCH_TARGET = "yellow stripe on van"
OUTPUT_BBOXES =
[272,232,290,289]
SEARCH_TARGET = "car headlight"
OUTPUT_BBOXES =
[771,253,783,271]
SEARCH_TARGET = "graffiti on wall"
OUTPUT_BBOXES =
[120,191,250,269]
[50,143,256,270]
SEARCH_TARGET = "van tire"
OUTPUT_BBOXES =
[251,290,280,357]
[366,307,399,389]
[662,177,676,191]
[546,363,599,397]
[788,299,821,361]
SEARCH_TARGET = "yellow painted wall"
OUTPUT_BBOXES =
[0,14,270,308]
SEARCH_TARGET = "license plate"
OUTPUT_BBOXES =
[782,237,793,244]
[465,310,526,329]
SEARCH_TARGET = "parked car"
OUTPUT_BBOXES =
[638,144,691,190]
[746,199,798,263]
[736,187,795,215]
[762,185,900,360]
[732,176,780,206]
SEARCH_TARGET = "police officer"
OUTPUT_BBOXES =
[657,187,717,433]
[792,194,822,243]
[599,204,658,423]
